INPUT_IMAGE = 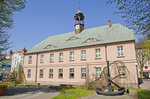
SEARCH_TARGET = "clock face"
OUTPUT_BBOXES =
[76,25,80,29]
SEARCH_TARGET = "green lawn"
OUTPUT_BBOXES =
[136,89,150,99]
[131,88,150,99]
[52,86,95,99]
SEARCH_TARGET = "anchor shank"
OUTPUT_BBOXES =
[107,61,112,92]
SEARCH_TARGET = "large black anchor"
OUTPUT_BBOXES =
[96,61,128,96]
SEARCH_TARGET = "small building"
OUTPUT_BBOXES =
[11,48,27,72]
[24,8,138,88]
[0,57,11,80]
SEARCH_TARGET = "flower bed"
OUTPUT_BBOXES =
[0,85,7,95]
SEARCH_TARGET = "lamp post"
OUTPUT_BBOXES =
[135,62,140,88]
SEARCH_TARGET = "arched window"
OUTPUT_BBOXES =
[67,36,80,41]
[84,38,99,43]
[44,45,56,49]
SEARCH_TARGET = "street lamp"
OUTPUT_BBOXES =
[135,62,140,88]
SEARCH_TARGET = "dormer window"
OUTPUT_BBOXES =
[44,45,56,49]
[67,36,79,41]
[84,38,99,43]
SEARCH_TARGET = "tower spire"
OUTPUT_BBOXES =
[77,1,82,13]
[78,2,80,12]
[74,2,84,34]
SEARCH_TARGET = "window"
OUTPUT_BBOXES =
[95,49,101,58]
[27,69,31,78]
[84,38,99,43]
[45,45,56,49]
[81,68,86,78]
[68,36,79,40]
[59,53,63,62]
[28,56,32,64]
[58,69,63,78]
[96,67,101,78]
[119,66,125,77]
[40,55,44,63]
[138,52,143,58]
[70,51,74,61]
[49,69,53,78]
[50,54,54,62]
[40,69,43,78]
[81,50,86,60]
[70,68,74,78]
[144,61,148,66]
[117,46,124,57]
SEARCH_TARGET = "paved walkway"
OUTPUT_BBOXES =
[140,79,150,90]
[81,90,136,99]
[0,86,59,99]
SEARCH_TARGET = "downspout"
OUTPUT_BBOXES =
[133,41,140,88]
[105,44,108,62]
[35,53,38,83]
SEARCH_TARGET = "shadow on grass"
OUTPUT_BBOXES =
[3,85,59,96]
[60,86,76,90]
[138,89,150,99]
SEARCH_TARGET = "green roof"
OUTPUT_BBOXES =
[26,24,135,54]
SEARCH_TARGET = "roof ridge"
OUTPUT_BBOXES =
[46,23,122,38]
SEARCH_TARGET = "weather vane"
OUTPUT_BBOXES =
[78,1,80,11]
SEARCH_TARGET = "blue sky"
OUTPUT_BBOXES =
[8,0,136,52]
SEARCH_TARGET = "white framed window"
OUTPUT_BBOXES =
[49,69,53,78]
[28,56,32,64]
[95,49,101,58]
[85,38,99,43]
[40,69,43,78]
[96,67,101,78]
[117,46,124,57]
[58,69,63,78]
[81,50,86,60]
[45,45,56,49]
[27,69,31,78]
[68,36,79,40]
[144,61,149,66]
[81,68,86,78]
[138,52,143,58]
[70,68,74,78]
[50,54,54,62]
[70,51,74,61]
[40,55,44,63]
[119,66,125,77]
[59,53,63,62]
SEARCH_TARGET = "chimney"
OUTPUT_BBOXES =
[108,20,111,28]
[9,50,13,56]
[22,47,27,53]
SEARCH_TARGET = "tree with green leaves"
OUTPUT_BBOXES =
[143,40,150,60]
[136,40,145,80]
[17,65,26,83]
[0,0,26,54]
[107,0,150,39]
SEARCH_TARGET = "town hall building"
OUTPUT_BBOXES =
[24,8,138,88]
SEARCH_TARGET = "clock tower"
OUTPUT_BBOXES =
[74,4,84,34]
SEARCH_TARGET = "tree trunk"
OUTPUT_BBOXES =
[140,67,143,80]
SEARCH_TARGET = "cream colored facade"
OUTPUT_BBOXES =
[24,41,138,88]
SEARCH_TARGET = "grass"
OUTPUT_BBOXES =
[52,86,95,99]
[0,83,37,86]
[134,89,150,99]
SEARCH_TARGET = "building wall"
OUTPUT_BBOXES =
[24,41,138,87]
[11,53,24,72]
